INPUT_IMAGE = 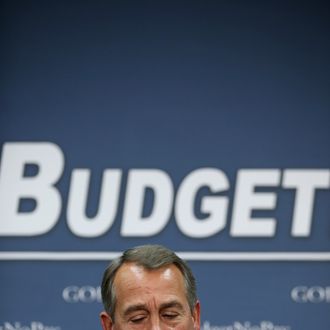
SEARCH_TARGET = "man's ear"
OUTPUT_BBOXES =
[100,311,113,330]
[192,301,201,330]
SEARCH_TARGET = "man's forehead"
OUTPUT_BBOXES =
[115,262,182,280]
[113,262,186,293]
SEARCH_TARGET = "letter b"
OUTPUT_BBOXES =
[0,142,64,236]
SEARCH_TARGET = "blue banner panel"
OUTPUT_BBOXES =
[1,1,329,329]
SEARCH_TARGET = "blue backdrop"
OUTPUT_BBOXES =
[1,1,329,329]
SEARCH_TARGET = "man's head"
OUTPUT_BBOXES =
[100,245,200,330]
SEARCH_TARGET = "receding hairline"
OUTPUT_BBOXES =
[113,261,188,288]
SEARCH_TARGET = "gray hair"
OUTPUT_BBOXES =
[101,245,198,321]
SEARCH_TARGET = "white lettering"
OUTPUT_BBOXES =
[0,142,64,236]
[67,169,121,237]
[175,168,229,238]
[0,322,61,330]
[282,169,330,236]
[230,169,281,237]
[0,143,328,239]
[62,285,102,303]
[291,286,330,303]
[121,169,173,236]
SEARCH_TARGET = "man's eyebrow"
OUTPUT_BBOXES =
[123,300,185,316]
[123,304,148,316]
[159,300,185,311]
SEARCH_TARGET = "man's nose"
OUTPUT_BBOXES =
[149,316,163,330]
